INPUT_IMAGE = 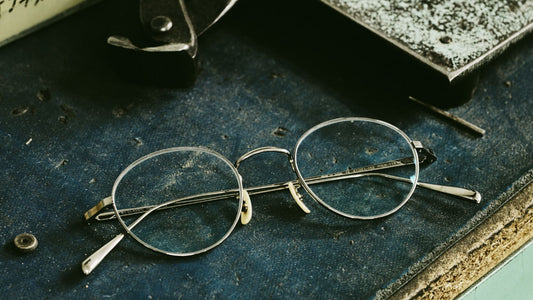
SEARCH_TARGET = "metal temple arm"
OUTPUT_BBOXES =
[82,142,473,221]
[85,172,480,222]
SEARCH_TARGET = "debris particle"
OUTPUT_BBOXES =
[55,159,68,168]
[89,178,97,184]
[273,126,289,137]
[12,106,29,116]
[112,103,135,118]
[366,147,378,154]
[270,72,284,79]
[350,240,355,245]
[504,81,512,88]
[60,104,75,117]
[25,138,32,145]
[112,107,127,118]
[58,104,75,124]
[235,272,241,286]
[58,115,68,124]
[131,137,143,147]
[222,134,229,140]
[333,231,345,239]
[439,36,453,44]
[37,88,51,102]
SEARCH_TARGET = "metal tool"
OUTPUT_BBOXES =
[108,0,238,86]
[409,96,486,136]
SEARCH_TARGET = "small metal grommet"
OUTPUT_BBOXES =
[14,233,38,252]
[150,16,173,33]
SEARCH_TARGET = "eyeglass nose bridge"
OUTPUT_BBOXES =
[234,146,296,170]
[234,146,310,213]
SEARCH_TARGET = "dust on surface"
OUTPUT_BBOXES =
[324,0,533,70]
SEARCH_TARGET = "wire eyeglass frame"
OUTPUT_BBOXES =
[81,117,481,275]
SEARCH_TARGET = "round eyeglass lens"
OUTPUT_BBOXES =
[112,147,243,256]
[294,118,419,219]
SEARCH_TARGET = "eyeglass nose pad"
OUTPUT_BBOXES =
[288,182,311,214]
[240,189,253,225]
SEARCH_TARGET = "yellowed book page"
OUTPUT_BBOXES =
[0,0,98,46]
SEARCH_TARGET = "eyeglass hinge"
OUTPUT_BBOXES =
[412,141,437,167]
[83,196,113,222]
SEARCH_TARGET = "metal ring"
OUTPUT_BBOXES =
[111,147,244,257]
[14,233,38,252]
[293,117,420,220]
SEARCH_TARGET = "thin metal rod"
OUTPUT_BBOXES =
[84,143,437,221]
[409,96,486,136]
[92,155,418,221]
[93,163,481,221]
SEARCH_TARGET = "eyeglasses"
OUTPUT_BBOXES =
[81,117,481,275]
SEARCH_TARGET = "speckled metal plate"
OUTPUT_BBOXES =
[321,0,533,82]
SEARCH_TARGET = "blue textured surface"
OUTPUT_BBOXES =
[0,1,531,299]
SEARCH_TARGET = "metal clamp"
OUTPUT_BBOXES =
[108,0,238,86]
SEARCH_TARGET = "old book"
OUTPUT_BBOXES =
[0,0,100,47]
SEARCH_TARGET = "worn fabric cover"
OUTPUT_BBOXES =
[0,1,531,298]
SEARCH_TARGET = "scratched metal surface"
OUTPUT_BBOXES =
[321,0,533,81]
[0,1,531,299]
